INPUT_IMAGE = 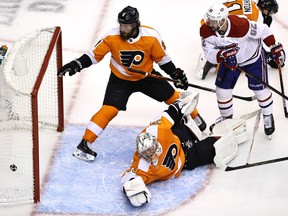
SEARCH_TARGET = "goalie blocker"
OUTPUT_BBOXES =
[121,91,248,207]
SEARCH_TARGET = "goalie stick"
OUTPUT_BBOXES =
[225,109,285,171]
[127,68,256,102]
[225,156,288,171]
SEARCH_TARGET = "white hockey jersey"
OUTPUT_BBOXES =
[200,15,276,66]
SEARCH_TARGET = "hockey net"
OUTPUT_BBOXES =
[0,26,64,204]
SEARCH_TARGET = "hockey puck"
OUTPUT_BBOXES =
[10,164,17,172]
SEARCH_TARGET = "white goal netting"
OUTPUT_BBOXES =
[0,26,63,204]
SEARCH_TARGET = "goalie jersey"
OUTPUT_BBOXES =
[121,111,186,185]
[86,25,171,81]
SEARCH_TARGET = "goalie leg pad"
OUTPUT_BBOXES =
[123,176,151,207]
[212,118,248,145]
[178,91,199,116]
[213,130,238,169]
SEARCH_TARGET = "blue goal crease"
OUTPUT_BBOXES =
[36,124,210,215]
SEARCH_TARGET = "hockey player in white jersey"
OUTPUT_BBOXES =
[200,3,285,138]
[197,0,282,80]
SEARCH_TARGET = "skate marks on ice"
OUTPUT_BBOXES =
[35,125,211,215]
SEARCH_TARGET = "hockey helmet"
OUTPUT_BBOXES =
[136,132,159,163]
[118,6,139,24]
[257,0,278,15]
[204,3,228,26]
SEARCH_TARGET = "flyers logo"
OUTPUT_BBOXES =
[162,144,178,170]
[120,50,144,67]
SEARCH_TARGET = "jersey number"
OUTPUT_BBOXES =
[250,23,257,36]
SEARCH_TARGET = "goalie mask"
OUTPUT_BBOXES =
[204,3,228,32]
[136,132,159,163]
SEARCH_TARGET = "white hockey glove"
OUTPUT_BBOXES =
[212,119,248,169]
[123,176,151,207]
[177,91,199,116]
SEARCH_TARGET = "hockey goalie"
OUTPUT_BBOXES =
[121,91,248,207]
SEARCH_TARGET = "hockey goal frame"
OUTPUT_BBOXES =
[0,26,64,204]
[31,26,64,202]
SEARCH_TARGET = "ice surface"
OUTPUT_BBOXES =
[1,0,288,216]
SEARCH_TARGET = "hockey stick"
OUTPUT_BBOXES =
[225,109,288,171]
[225,156,288,171]
[245,109,261,164]
[278,66,288,118]
[238,66,288,100]
[127,67,256,101]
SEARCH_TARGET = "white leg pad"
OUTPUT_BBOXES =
[212,118,248,145]
[183,115,203,141]
[213,130,238,169]
[178,91,199,116]
[196,53,206,79]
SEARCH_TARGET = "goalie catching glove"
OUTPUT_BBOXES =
[123,176,151,207]
[58,54,92,76]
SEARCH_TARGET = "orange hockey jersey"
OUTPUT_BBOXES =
[121,112,186,185]
[200,0,262,25]
[87,25,172,81]
[224,0,262,22]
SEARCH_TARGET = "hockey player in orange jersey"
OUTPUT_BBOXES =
[196,0,281,80]
[121,91,248,207]
[58,6,207,162]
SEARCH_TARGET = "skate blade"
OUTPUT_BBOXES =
[73,149,95,162]
[267,135,272,140]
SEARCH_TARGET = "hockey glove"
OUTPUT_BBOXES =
[170,68,189,90]
[220,47,239,71]
[123,176,151,207]
[58,60,82,76]
[0,45,8,65]
[58,54,92,76]
[266,51,285,68]
[270,43,285,67]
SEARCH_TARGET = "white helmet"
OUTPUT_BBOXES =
[204,3,228,23]
[136,132,159,162]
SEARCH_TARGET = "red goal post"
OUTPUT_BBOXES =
[0,26,64,204]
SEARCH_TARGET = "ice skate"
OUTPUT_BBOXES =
[73,139,97,161]
[263,114,275,140]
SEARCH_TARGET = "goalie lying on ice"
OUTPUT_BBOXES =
[121,90,248,207]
